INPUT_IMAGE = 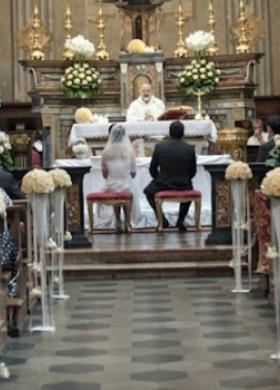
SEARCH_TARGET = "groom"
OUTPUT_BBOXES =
[144,120,197,232]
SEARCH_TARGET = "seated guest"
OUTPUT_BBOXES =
[144,120,197,232]
[257,115,280,162]
[31,132,43,167]
[247,119,268,146]
[0,169,25,199]
[101,125,140,229]
[126,83,165,122]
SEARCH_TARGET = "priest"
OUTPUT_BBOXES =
[126,83,165,122]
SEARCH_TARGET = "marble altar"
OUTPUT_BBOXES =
[54,154,232,229]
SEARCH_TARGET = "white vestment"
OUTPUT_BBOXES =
[247,132,269,146]
[126,96,165,122]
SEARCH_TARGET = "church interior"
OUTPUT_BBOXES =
[1,0,280,389]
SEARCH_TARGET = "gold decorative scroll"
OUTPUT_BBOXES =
[231,6,265,52]
[18,4,52,60]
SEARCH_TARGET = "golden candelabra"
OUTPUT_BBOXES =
[95,0,110,60]
[174,0,188,58]
[236,0,250,54]
[206,0,219,56]
[62,5,74,60]
[30,5,45,60]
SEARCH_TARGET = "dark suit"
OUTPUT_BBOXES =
[257,139,275,162]
[0,169,25,199]
[144,138,197,224]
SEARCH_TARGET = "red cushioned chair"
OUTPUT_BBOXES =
[155,190,202,231]
[87,192,133,233]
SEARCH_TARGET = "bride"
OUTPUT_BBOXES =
[101,125,140,230]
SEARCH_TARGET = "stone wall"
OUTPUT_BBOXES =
[0,0,280,102]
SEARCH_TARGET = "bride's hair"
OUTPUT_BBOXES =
[103,125,132,159]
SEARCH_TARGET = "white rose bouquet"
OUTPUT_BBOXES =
[21,169,55,194]
[186,31,215,53]
[65,35,95,60]
[0,131,14,171]
[61,62,102,99]
[49,169,72,189]
[178,58,220,94]
[178,31,221,96]
[261,168,280,197]
[72,143,91,159]
[225,161,253,181]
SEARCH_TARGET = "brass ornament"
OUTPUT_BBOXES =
[18,4,52,60]
[96,0,110,60]
[231,6,265,52]
[174,0,188,58]
[235,0,250,54]
[62,5,74,60]
[218,128,249,161]
[206,0,219,56]
[127,39,146,54]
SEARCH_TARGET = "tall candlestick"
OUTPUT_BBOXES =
[236,0,250,54]
[206,0,219,56]
[96,0,110,60]
[62,5,74,60]
[174,0,188,58]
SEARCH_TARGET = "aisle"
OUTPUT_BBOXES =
[1,277,280,390]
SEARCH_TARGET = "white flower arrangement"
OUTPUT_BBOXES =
[21,169,55,194]
[92,114,109,124]
[72,143,90,159]
[74,107,93,123]
[49,169,72,189]
[225,161,253,180]
[261,168,280,197]
[65,35,95,59]
[61,62,102,99]
[0,131,13,171]
[179,58,221,94]
[186,30,215,53]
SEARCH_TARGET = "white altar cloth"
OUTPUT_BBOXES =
[69,120,217,145]
[54,155,232,229]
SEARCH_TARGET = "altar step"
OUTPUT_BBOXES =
[64,231,234,279]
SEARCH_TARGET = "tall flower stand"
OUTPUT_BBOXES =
[230,179,252,293]
[269,197,280,359]
[51,188,69,300]
[30,193,55,332]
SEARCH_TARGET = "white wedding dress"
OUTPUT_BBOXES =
[95,155,141,228]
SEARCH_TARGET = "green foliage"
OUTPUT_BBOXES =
[178,55,220,95]
[61,61,102,99]
[0,150,14,172]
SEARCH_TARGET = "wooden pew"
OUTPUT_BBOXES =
[0,267,8,358]
[3,202,31,337]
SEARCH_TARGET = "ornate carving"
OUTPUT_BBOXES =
[67,184,81,231]
[216,181,231,227]
[231,6,265,53]
[218,128,249,161]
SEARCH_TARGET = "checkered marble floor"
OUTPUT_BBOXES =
[1,277,280,390]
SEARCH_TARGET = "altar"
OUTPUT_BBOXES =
[69,119,217,155]
[54,154,232,229]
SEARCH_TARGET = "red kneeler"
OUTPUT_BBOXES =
[86,191,133,233]
[155,190,202,231]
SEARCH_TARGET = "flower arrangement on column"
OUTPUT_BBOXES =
[261,168,280,359]
[49,169,72,300]
[22,169,56,332]
[61,35,102,99]
[266,135,280,168]
[0,131,13,171]
[178,31,221,119]
[225,161,253,293]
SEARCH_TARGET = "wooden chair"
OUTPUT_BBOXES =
[155,190,202,231]
[87,191,133,233]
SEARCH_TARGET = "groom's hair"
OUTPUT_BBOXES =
[267,115,280,135]
[170,120,184,139]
